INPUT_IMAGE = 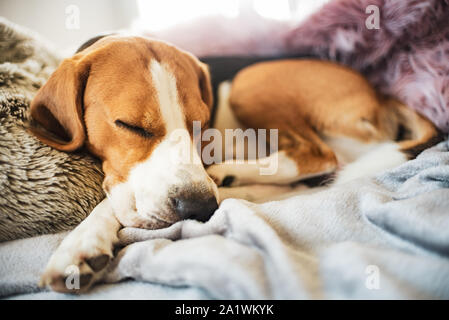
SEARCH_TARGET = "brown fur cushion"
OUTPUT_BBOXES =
[0,18,104,241]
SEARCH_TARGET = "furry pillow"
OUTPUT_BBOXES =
[285,0,449,133]
[0,18,104,242]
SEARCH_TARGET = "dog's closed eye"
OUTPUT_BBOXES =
[114,120,154,138]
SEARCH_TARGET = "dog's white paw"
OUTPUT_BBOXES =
[39,231,114,293]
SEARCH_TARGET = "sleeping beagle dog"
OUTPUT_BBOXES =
[30,35,440,293]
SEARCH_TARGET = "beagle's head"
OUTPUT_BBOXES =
[30,36,218,228]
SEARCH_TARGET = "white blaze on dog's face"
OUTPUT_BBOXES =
[106,60,218,228]
[29,36,218,228]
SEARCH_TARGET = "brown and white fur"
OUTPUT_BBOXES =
[209,59,440,189]
[30,36,440,293]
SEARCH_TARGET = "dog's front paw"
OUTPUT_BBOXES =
[39,235,113,293]
[207,164,239,187]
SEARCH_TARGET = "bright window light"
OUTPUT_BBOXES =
[292,0,331,22]
[136,0,239,31]
[253,0,291,21]
[134,0,331,31]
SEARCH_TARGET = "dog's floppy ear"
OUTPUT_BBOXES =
[197,61,213,110]
[179,50,213,110]
[30,57,90,152]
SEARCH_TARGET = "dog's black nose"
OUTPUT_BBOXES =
[171,196,218,222]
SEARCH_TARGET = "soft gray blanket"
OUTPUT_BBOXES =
[2,140,449,299]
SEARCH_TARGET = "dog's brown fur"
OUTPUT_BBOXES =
[229,59,440,175]
[30,36,213,191]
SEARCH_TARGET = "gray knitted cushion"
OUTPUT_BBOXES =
[0,18,104,242]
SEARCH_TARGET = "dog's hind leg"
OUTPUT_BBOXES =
[217,183,313,203]
[39,198,121,293]
[207,121,338,187]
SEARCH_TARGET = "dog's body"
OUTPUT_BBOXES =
[209,59,439,188]
[30,36,439,292]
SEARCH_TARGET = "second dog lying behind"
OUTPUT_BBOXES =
[207,59,440,189]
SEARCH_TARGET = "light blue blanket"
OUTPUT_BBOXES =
[1,140,449,299]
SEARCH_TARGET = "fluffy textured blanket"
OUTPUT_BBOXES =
[285,0,449,133]
[2,140,449,299]
[0,18,104,241]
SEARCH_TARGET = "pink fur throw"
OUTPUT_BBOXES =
[285,0,449,133]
